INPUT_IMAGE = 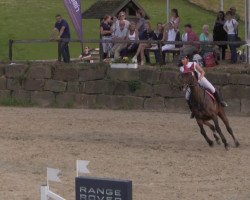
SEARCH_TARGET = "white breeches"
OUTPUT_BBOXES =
[185,77,216,100]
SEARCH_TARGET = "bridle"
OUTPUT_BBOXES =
[179,72,199,89]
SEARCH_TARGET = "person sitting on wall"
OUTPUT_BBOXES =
[151,22,164,64]
[199,24,214,57]
[180,24,199,59]
[111,20,128,59]
[79,46,93,63]
[120,22,139,58]
[112,11,130,34]
[132,21,154,66]
[161,21,178,63]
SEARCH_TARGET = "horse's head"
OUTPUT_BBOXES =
[179,72,197,90]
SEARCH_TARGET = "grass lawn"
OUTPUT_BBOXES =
[0,0,245,61]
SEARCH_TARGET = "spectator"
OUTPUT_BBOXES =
[120,22,139,58]
[161,21,178,63]
[230,6,240,22]
[79,46,93,63]
[100,15,113,59]
[54,14,70,63]
[136,9,147,38]
[112,11,130,34]
[162,21,177,51]
[136,9,151,64]
[180,24,199,58]
[224,11,238,63]
[199,24,213,56]
[111,20,128,59]
[151,23,164,64]
[213,11,227,60]
[170,8,180,30]
[132,21,154,66]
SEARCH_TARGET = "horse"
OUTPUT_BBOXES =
[180,72,240,150]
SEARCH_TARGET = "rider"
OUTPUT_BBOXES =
[179,54,228,118]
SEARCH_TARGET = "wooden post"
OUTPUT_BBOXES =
[9,39,13,62]
[157,40,163,64]
[99,19,103,62]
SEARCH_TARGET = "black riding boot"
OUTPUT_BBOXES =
[187,100,195,119]
[214,91,228,107]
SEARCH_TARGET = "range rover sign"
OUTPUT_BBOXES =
[75,177,132,200]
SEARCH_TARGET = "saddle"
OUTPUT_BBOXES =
[205,90,216,102]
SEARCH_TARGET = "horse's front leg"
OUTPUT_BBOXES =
[196,119,214,147]
[212,115,229,150]
[218,108,240,147]
[203,121,221,145]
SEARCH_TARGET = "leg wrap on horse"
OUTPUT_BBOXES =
[186,100,195,119]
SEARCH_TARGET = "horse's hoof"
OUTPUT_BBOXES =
[224,144,230,151]
[209,141,214,147]
[215,139,221,145]
[235,141,240,148]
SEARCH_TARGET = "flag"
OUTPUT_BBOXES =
[64,0,83,41]
[47,168,61,182]
[76,160,90,174]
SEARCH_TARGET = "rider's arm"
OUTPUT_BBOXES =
[196,63,205,80]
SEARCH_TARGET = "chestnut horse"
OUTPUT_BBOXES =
[180,72,239,150]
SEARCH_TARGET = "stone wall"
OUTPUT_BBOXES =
[0,63,249,115]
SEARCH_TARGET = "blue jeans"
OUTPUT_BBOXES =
[60,38,70,63]
[228,34,237,63]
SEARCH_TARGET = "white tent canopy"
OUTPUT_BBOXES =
[166,0,250,64]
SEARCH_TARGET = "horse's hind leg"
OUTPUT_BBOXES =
[196,119,214,147]
[218,109,240,147]
[203,121,221,145]
[212,116,229,150]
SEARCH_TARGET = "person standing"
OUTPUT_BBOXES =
[230,6,240,22]
[213,11,227,60]
[54,14,71,63]
[100,15,113,59]
[224,11,239,63]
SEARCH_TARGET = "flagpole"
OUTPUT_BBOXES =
[166,0,170,22]
[81,0,84,53]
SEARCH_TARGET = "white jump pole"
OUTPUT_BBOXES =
[166,0,170,22]
[41,185,48,200]
[40,185,66,200]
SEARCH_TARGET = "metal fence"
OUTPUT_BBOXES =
[8,39,247,63]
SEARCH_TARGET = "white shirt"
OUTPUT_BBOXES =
[128,31,136,41]
[182,33,188,41]
[167,29,177,41]
[224,19,238,35]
